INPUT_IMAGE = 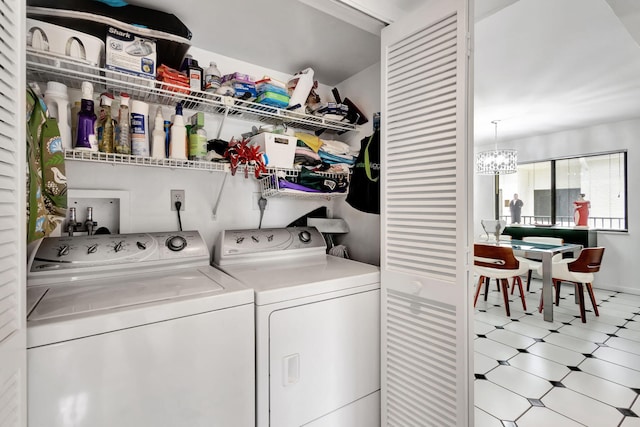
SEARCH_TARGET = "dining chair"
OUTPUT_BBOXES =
[512,236,564,293]
[538,247,605,323]
[480,219,507,241]
[474,244,529,316]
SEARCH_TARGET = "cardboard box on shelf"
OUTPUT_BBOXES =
[105,26,156,79]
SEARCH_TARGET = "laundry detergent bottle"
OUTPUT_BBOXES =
[169,102,187,159]
[97,92,115,153]
[75,81,97,151]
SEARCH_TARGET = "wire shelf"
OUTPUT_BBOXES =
[64,150,228,172]
[258,170,350,200]
[27,51,357,134]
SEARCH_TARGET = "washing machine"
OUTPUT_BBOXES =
[213,226,381,427]
[27,231,254,427]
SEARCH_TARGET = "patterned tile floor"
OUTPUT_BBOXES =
[474,278,640,427]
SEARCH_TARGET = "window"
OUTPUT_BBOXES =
[498,152,627,231]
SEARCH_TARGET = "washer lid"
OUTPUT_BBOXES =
[26,266,253,348]
[219,255,380,305]
[28,268,223,321]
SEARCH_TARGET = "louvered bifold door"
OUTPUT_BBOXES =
[0,0,26,425]
[380,0,473,426]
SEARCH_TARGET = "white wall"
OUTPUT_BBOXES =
[474,118,640,294]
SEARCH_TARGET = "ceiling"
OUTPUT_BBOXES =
[126,0,640,144]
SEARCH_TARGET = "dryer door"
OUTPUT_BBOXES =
[269,289,380,427]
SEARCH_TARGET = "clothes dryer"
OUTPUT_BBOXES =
[27,231,254,427]
[214,226,381,427]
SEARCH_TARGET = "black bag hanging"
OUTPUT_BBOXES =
[346,129,380,214]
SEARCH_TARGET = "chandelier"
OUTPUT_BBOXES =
[475,120,517,175]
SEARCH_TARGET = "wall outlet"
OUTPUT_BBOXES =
[171,189,185,211]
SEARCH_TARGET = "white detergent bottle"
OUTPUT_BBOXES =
[169,102,187,159]
[44,81,72,150]
[151,107,165,159]
[287,67,314,112]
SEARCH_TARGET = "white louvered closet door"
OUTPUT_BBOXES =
[380,0,473,425]
[0,0,26,425]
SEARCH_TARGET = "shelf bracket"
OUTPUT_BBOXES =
[212,173,228,220]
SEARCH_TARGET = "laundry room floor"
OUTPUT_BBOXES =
[473,279,640,427]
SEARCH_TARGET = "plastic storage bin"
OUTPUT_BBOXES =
[250,132,297,169]
[256,91,290,108]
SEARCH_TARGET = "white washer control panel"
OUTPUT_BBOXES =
[29,231,208,274]
[214,227,326,265]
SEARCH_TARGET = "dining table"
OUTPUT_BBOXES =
[497,239,583,321]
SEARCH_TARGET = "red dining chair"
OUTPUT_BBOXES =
[474,244,529,317]
[538,247,605,323]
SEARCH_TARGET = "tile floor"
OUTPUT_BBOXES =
[474,278,640,427]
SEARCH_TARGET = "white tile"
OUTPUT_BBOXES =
[474,380,531,421]
[616,327,640,343]
[515,406,583,427]
[508,353,571,381]
[588,313,631,327]
[474,311,512,327]
[546,310,581,324]
[572,319,622,335]
[516,315,565,331]
[475,351,499,375]
[594,346,640,371]
[557,324,610,343]
[503,320,551,339]
[474,407,504,427]
[599,301,638,316]
[526,342,585,366]
[563,371,637,408]
[542,387,624,426]
[475,320,497,336]
[606,337,640,354]
[485,329,537,350]
[579,357,640,388]
[624,320,640,332]
[632,397,640,418]
[485,365,553,399]
[611,293,640,305]
[474,337,519,361]
[544,331,599,354]
[621,417,640,427]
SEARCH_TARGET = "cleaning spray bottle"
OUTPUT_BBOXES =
[114,93,131,154]
[188,112,207,161]
[75,81,97,151]
[169,102,187,159]
[97,93,115,153]
[151,107,166,159]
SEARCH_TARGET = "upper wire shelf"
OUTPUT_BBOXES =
[26,51,356,134]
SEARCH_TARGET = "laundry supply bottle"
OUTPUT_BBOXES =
[188,112,207,160]
[44,81,72,150]
[169,102,187,159]
[163,119,171,157]
[204,61,221,93]
[181,55,203,92]
[75,81,97,151]
[130,100,150,156]
[114,93,131,154]
[97,92,115,153]
[287,67,314,112]
[151,107,166,159]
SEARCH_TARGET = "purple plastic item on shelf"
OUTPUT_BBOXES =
[278,179,322,193]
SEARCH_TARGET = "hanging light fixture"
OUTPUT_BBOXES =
[475,120,517,175]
